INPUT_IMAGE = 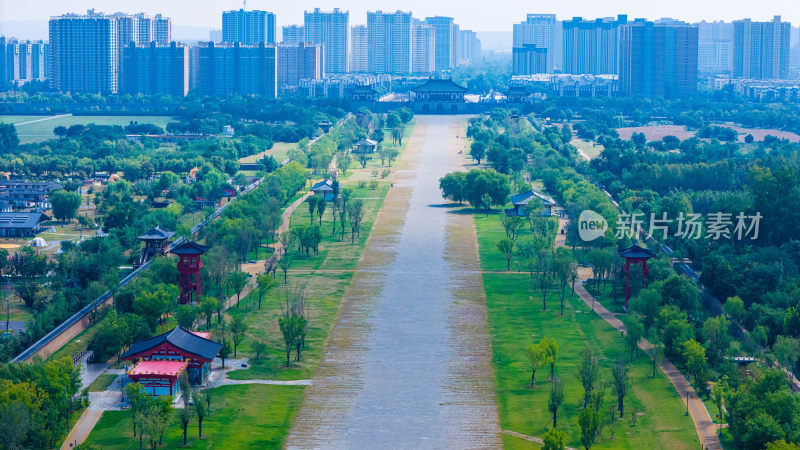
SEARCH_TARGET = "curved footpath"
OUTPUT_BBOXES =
[556,218,722,450]
[60,190,313,449]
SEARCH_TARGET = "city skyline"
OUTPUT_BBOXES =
[2,0,800,39]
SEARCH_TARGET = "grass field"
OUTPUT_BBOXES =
[84,121,415,447]
[238,142,296,165]
[0,114,175,143]
[85,384,304,449]
[571,138,605,160]
[474,213,700,450]
[226,124,413,380]
[474,212,558,272]
[87,373,117,392]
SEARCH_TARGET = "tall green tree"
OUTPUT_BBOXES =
[577,347,600,408]
[0,123,19,152]
[50,190,82,223]
[578,407,599,450]
[612,358,629,417]
[526,342,548,387]
[549,377,564,428]
[227,271,249,308]
[193,391,207,438]
[496,239,514,271]
[230,315,248,358]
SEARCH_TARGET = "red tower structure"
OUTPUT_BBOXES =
[169,240,209,305]
[618,243,656,309]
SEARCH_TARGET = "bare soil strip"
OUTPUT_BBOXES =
[285,116,501,448]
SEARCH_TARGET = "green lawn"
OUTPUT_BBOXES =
[48,325,97,362]
[571,138,605,160]
[4,294,32,322]
[226,126,415,380]
[0,115,175,143]
[475,214,699,450]
[224,271,354,381]
[474,211,558,272]
[87,373,117,392]
[286,183,390,271]
[238,142,296,164]
[84,122,415,446]
[0,115,55,125]
[85,384,304,449]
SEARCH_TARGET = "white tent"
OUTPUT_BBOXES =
[29,237,47,248]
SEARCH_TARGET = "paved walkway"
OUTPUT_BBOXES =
[14,114,71,127]
[220,190,311,311]
[205,357,313,388]
[557,217,721,450]
[76,353,110,392]
[61,164,314,449]
[61,375,124,450]
[502,430,578,450]
[286,116,501,448]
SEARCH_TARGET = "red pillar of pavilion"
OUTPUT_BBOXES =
[618,244,657,310]
[169,241,210,305]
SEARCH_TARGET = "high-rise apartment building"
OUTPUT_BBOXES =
[424,16,458,71]
[0,38,49,89]
[121,42,188,96]
[222,9,277,44]
[277,43,324,88]
[283,25,304,44]
[618,20,698,98]
[304,8,349,73]
[113,13,169,46]
[512,45,548,75]
[792,26,799,69]
[562,15,627,75]
[153,14,172,45]
[114,13,139,47]
[733,16,791,79]
[49,10,118,94]
[411,20,435,75]
[196,42,277,97]
[350,25,368,73]
[695,21,732,75]
[513,14,561,73]
[458,30,481,65]
[367,10,412,74]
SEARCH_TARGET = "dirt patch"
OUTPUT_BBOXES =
[616,125,695,141]
[284,123,422,448]
[722,124,800,143]
[442,117,502,446]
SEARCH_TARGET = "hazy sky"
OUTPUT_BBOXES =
[1,0,799,32]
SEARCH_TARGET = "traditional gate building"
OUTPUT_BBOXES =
[121,326,222,395]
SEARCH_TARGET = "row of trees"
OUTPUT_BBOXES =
[528,340,640,450]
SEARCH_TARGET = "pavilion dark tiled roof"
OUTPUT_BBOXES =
[311,180,335,192]
[510,190,556,207]
[618,243,657,259]
[121,326,222,361]
[411,78,468,92]
[169,240,210,255]
[138,225,176,241]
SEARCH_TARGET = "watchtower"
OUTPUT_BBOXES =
[618,243,656,309]
[169,240,209,305]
